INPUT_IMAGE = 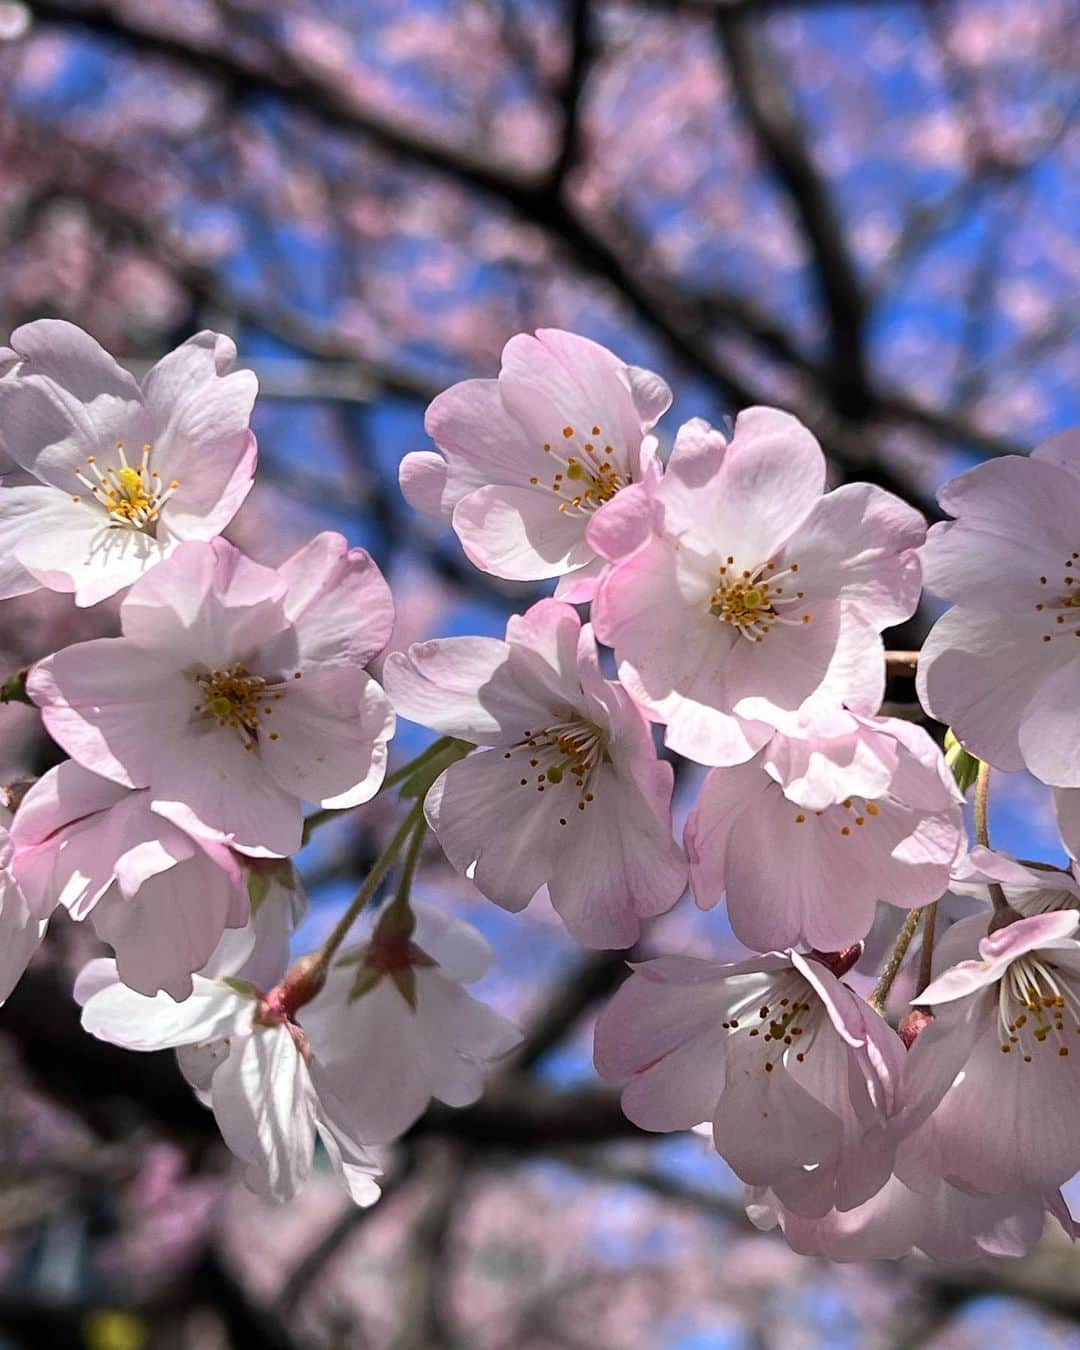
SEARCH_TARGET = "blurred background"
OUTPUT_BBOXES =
[0,0,1077,1346]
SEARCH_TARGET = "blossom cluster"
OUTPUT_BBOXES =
[0,320,1077,1263]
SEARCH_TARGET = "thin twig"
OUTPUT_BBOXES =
[974,761,1011,913]
[870,908,922,1013]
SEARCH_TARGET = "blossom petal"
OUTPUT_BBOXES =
[277,532,395,668]
[0,319,143,488]
[260,667,393,808]
[76,960,253,1048]
[29,639,191,788]
[212,1027,317,1203]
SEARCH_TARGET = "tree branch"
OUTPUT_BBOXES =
[715,9,870,416]
[547,0,594,194]
[20,0,1018,513]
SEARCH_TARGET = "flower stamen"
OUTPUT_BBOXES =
[193,664,289,749]
[709,558,809,642]
[504,717,607,818]
[74,442,179,532]
[997,954,1080,1060]
[536,425,628,517]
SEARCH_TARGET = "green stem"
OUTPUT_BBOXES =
[869,908,922,1013]
[974,761,1011,914]
[390,811,428,912]
[310,799,425,979]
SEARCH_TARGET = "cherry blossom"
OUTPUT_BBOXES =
[76,923,382,1207]
[26,532,395,857]
[951,845,1080,917]
[904,909,1080,1196]
[399,328,671,600]
[685,707,964,952]
[239,857,311,993]
[383,599,687,947]
[592,409,926,766]
[594,950,906,1218]
[0,321,257,607]
[0,806,47,1006]
[10,759,249,999]
[747,1138,1068,1261]
[304,902,521,1142]
[917,430,1080,787]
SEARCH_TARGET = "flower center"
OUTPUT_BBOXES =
[72,442,179,532]
[503,716,608,825]
[1032,553,1080,644]
[528,423,628,517]
[791,795,881,836]
[997,954,1080,1061]
[708,556,810,642]
[720,971,823,1079]
[193,664,296,749]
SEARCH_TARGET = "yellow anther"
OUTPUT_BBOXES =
[116,466,144,497]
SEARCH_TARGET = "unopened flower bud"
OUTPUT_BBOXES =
[943,729,980,795]
[899,1007,934,1048]
[809,943,863,979]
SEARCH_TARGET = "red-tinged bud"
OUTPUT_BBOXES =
[0,778,35,814]
[809,943,863,979]
[363,899,437,978]
[899,1007,934,1048]
[364,933,437,976]
[258,952,325,1024]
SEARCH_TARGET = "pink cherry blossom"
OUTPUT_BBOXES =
[685,707,964,952]
[239,858,310,993]
[0,321,257,607]
[904,908,1080,1196]
[747,1134,1066,1261]
[0,807,47,1006]
[594,950,906,1218]
[951,844,1080,917]
[399,328,671,599]
[76,919,381,1207]
[304,902,521,1143]
[27,532,395,858]
[383,599,687,947]
[917,429,1080,787]
[10,759,248,999]
[592,409,926,766]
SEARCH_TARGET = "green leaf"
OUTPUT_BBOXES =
[390,965,418,1009]
[398,737,472,800]
[0,669,31,706]
[944,729,980,795]
[348,965,385,1002]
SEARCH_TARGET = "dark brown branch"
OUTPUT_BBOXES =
[506,949,632,1074]
[20,0,1014,511]
[547,0,594,194]
[715,9,870,417]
